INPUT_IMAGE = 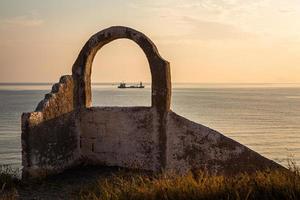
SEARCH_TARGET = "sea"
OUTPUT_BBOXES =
[1,83,300,169]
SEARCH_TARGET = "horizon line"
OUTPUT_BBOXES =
[0,82,300,85]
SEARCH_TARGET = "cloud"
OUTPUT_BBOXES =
[278,9,294,13]
[180,16,253,39]
[127,0,264,12]
[0,15,44,28]
[153,16,255,42]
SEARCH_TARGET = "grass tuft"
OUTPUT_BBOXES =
[78,168,300,200]
[0,165,19,199]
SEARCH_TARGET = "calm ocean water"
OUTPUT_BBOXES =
[0,83,300,169]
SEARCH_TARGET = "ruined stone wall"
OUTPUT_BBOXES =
[166,111,282,175]
[21,112,80,178]
[79,107,160,171]
[21,26,284,179]
[21,26,172,178]
[21,75,80,178]
[35,75,74,120]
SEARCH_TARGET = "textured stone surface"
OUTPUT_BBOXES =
[35,75,74,121]
[79,107,160,171]
[21,26,284,179]
[166,111,282,175]
[71,26,171,169]
[21,75,78,178]
[72,26,171,111]
[22,112,80,178]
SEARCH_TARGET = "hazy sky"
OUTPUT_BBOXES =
[0,0,300,83]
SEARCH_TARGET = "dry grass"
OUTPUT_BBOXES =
[0,163,299,199]
[0,165,19,200]
[78,163,300,200]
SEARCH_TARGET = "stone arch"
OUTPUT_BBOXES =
[72,26,171,112]
[21,26,284,179]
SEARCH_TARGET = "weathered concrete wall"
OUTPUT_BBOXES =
[79,107,160,171]
[21,75,79,178]
[22,106,284,178]
[166,111,283,175]
[78,108,283,175]
[21,112,80,178]
[71,26,171,170]
[35,75,74,120]
[72,26,171,111]
[21,26,285,179]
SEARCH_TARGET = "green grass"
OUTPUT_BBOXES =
[78,164,300,200]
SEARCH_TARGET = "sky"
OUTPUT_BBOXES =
[0,0,300,83]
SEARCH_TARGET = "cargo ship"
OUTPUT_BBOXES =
[118,82,145,88]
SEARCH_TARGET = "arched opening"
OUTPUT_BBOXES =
[91,39,151,107]
[72,26,171,112]
[71,26,172,171]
